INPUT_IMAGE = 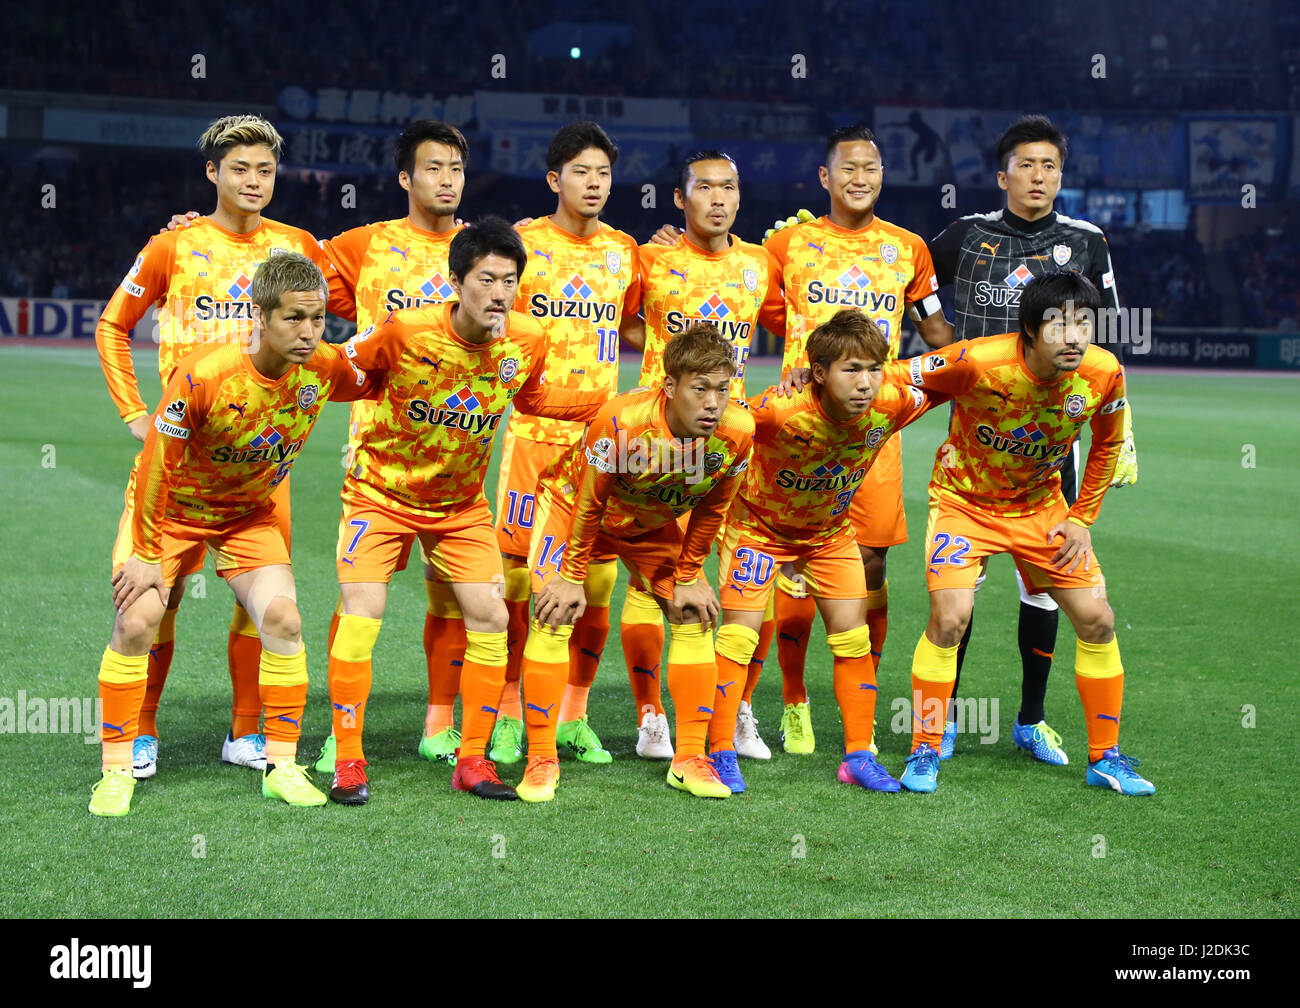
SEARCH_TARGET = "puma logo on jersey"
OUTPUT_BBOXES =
[533,249,554,264]
[806,241,825,255]
[191,250,213,263]
[389,245,409,259]
[979,241,1001,254]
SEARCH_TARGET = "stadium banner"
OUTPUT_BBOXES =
[1125,327,1286,369]
[279,121,401,173]
[1056,113,1185,189]
[277,86,474,127]
[690,100,822,139]
[1186,116,1286,202]
[0,297,133,340]
[43,109,217,150]
[874,108,1018,188]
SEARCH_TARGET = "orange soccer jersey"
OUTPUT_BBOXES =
[96,217,328,422]
[897,334,1127,522]
[765,215,938,373]
[506,217,641,447]
[535,388,755,587]
[130,341,373,565]
[339,302,605,520]
[637,236,785,396]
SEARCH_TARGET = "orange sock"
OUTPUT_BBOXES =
[498,677,523,720]
[522,621,572,759]
[775,580,816,705]
[665,622,717,759]
[139,608,177,738]
[228,604,263,739]
[457,630,509,759]
[501,564,531,720]
[423,580,465,731]
[621,587,665,720]
[707,655,749,752]
[911,634,958,752]
[744,604,776,704]
[260,646,309,763]
[98,647,148,768]
[828,626,876,753]
[329,613,380,763]
[562,606,609,721]
[1075,638,1125,761]
[865,580,889,675]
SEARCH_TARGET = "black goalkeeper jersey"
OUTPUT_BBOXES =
[930,209,1119,341]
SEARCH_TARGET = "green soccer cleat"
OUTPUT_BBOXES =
[313,733,337,774]
[89,768,135,817]
[262,762,327,807]
[418,727,461,765]
[488,715,524,765]
[780,701,815,754]
[557,715,613,764]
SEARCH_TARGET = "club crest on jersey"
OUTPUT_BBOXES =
[703,451,725,475]
[1052,244,1072,266]
[866,425,886,449]
[606,252,622,275]
[298,384,319,410]
[743,269,758,293]
[163,399,187,423]
[880,243,899,265]
[1064,394,1086,419]
[498,357,519,383]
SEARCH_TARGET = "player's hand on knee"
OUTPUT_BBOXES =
[649,223,683,247]
[535,578,586,629]
[671,580,720,633]
[1047,520,1092,574]
[112,557,168,615]
[161,210,201,233]
[764,208,815,241]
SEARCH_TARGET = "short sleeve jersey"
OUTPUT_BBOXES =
[636,236,785,396]
[506,217,642,446]
[765,215,937,372]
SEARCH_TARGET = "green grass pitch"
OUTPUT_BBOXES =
[1,343,1296,918]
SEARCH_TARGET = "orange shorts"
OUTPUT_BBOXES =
[923,490,1106,594]
[113,507,289,586]
[495,430,570,558]
[718,518,865,612]
[847,431,906,548]
[528,486,681,600]
[112,458,292,581]
[336,483,502,585]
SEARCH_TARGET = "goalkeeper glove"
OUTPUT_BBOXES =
[1110,406,1138,486]
[764,208,816,241]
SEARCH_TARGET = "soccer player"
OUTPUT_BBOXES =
[620,150,785,760]
[323,217,607,805]
[928,115,1137,763]
[709,310,944,794]
[495,122,642,769]
[517,324,754,802]
[95,115,328,780]
[89,252,376,816]
[761,126,951,756]
[891,271,1154,796]
[311,120,472,772]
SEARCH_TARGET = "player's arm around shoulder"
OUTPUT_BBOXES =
[342,307,406,372]
[311,341,381,403]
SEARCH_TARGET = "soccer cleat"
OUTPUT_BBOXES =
[666,755,731,799]
[418,727,461,765]
[939,719,957,760]
[313,733,337,774]
[330,759,369,805]
[779,701,815,754]
[708,749,746,793]
[132,734,158,779]
[1086,747,1155,796]
[838,749,901,793]
[636,710,674,760]
[1012,719,1070,766]
[452,755,518,800]
[89,768,136,817]
[557,715,613,764]
[488,715,524,765]
[516,756,561,803]
[262,762,327,807]
[221,731,267,770]
[900,744,941,793]
[734,700,772,760]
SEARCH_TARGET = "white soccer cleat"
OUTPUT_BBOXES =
[733,700,772,760]
[221,732,267,770]
[132,735,158,779]
[636,710,674,760]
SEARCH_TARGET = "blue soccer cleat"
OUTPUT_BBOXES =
[1012,719,1069,765]
[939,719,957,760]
[132,734,158,779]
[1086,747,1155,796]
[900,743,940,793]
[837,749,901,793]
[708,749,746,793]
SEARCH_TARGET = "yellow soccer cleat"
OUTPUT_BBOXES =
[780,701,816,754]
[666,755,731,799]
[764,207,816,241]
[262,762,327,807]
[516,756,561,803]
[88,768,135,817]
